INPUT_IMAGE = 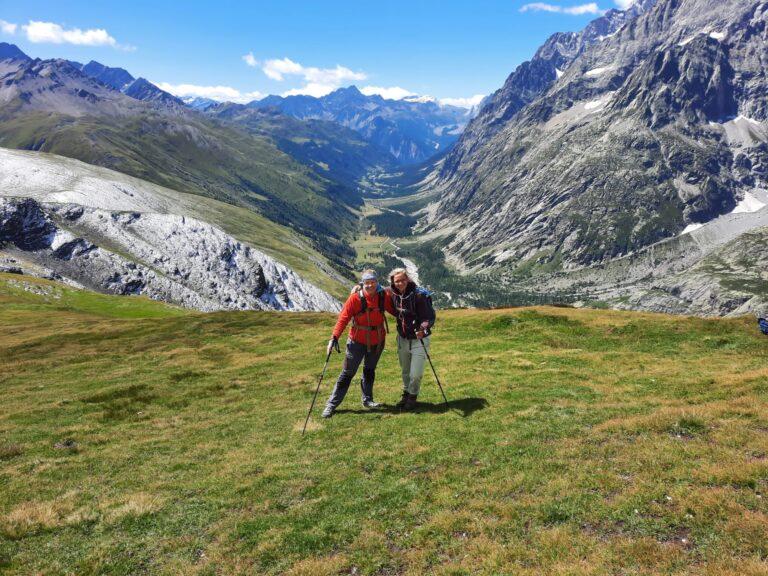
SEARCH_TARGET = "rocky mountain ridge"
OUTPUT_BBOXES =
[248,86,473,165]
[66,57,186,108]
[440,0,658,178]
[421,0,768,277]
[0,45,186,111]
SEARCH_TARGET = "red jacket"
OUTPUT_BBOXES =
[333,287,395,348]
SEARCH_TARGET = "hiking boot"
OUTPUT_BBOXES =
[395,391,409,408]
[321,405,335,419]
[362,399,381,409]
[403,394,418,411]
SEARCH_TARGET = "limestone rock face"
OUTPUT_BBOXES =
[0,197,340,312]
[0,198,56,250]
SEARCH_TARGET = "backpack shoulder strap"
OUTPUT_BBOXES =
[357,287,367,313]
[376,289,389,333]
[351,286,366,327]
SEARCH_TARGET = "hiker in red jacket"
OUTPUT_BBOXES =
[322,269,395,418]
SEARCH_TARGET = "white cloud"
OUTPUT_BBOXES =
[568,3,604,14]
[520,2,605,15]
[614,0,636,8]
[242,52,258,67]
[360,85,416,100]
[258,57,366,97]
[0,20,17,35]
[521,2,560,12]
[439,94,486,109]
[22,20,131,49]
[303,64,366,86]
[262,57,304,81]
[156,82,264,104]
[282,83,338,98]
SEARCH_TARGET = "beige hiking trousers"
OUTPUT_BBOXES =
[397,334,430,396]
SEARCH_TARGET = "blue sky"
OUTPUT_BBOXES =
[0,0,635,106]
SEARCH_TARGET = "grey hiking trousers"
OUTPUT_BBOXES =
[397,334,430,396]
[325,339,383,409]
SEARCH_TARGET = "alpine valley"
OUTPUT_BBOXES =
[1,0,768,317]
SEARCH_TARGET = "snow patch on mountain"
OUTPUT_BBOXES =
[735,115,763,126]
[714,115,768,148]
[731,191,765,214]
[681,223,704,235]
[679,191,767,236]
[585,66,612,77]
[585,98,606,111]
[679,28,727,46]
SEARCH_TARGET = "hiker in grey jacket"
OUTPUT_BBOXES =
[389,268,436,410]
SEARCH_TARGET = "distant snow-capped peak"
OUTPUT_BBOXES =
[403,94,438,104]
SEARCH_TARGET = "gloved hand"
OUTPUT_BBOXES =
[416,321,431,339]
[327,336,340,355]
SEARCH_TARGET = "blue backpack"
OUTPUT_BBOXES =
[758,318,768,335]
[417,287,435,314]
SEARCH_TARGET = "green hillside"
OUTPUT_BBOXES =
[209,105,396,190]
[0,111,358,269]
[1,274,767,575]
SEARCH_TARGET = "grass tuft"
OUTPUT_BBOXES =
[0,444,22,461]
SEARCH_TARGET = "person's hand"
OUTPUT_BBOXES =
[416,330,425,339]
[416,321,430,339]
[327,337,340,355]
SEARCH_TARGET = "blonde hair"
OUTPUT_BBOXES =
[389,267,409,280]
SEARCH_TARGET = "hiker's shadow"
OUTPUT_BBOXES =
[413,397,489,418]
[337,397,489,418]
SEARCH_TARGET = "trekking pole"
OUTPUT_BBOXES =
[302,349,333,436]
[420,338,448,406]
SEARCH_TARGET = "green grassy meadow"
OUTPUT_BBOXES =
[1,273,767,575]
